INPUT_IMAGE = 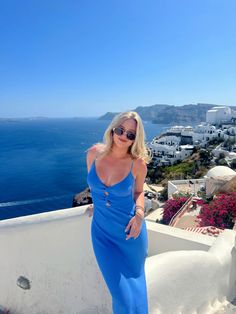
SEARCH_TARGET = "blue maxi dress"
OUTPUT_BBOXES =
[87,156,149,314]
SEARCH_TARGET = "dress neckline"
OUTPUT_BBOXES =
[93,158,134,188]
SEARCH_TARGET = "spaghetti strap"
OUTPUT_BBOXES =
[90,152,100,171]
[130,159,134,171]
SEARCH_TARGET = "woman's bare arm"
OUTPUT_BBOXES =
[133,158,147,216]
[86,145,97,173]
[86,143,105,173]
[85,145,98,217]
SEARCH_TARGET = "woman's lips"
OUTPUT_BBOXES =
[119,138,127,143]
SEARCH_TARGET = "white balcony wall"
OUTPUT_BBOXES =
[0,205,235,314]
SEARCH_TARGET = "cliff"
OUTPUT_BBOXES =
[99,103,236,124]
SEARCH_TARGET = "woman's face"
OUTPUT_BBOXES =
[112,118,137,150]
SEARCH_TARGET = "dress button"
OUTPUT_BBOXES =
[106,201,111,207]
[104,191,109,196]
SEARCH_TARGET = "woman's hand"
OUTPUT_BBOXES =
[125,215,143,240]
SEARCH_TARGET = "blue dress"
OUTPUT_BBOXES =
[87,156,149,314]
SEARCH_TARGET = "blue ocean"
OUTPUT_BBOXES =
[0,118,169,220]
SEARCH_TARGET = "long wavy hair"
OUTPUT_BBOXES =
[92,111,152,163]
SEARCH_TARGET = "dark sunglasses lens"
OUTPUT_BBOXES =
[127,132,135,140]
[114,127,123,136]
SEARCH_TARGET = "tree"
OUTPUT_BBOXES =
[231,159,236,170]
[199,149,212,166]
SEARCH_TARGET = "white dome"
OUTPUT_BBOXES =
[206,166,235,178]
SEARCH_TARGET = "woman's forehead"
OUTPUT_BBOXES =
[120,118,137,131]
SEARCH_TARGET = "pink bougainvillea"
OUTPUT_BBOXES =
[197,192,236,229]
[162,195,188,225]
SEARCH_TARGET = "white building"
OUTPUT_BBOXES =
[181,125,194,137]
[155,135,180,146]
[147,142,194,165]
[206,106,233,125]
[147,106,235,166]
[166,125,194,135]
[192,123,224,144]
[204,165,236,197]
[212,143,236,161]
[222,126,236,141]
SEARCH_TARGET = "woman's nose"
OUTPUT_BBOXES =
[120,131,128,139]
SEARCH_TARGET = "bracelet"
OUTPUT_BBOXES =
[135,213,144,221]
[135,210,144,220]
[135,205,145,212]
[135,208,144,216]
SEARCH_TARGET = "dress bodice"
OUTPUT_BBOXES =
[87,157,135,197]
[86,157,136,233]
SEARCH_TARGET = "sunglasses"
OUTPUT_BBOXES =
[112,127,136,141]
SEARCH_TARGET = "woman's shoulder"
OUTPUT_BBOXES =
[132,156,147,172]
[87,143,105,159]
[133,156,147,165]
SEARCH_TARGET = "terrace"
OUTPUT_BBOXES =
[0,204,235,313]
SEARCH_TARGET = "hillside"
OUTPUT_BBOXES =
[99,103,236,124]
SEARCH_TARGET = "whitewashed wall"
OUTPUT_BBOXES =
[168,179,205,198]
[146,229,236,314]
[0,206,112,314]
[168,181,178,198]
[0,206,235,314]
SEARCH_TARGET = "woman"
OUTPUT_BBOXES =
[86,111,152,313]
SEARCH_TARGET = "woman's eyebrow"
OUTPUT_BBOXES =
[119,124,136,132]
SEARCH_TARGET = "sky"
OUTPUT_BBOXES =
[0,0,236,118]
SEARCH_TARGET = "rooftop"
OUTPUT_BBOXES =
[206,166,236,178]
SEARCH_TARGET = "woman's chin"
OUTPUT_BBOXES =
[114,141,129,148]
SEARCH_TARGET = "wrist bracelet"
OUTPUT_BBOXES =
[135,214,144,221]
[135,210,144,220]
[135,205,145,212]
[135,208,144,215]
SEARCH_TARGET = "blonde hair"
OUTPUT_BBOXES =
[93,111,152,163]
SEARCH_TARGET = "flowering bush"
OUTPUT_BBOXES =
[197,192,236,229]
[162,195,189,225]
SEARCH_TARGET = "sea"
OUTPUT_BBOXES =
[0,118,170,220]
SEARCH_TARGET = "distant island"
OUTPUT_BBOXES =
[0,117,50,122]
[99,103,236,124]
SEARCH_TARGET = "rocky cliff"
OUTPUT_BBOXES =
[99,103,236,124]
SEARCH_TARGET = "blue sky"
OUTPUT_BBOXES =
[0,0,236,118]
